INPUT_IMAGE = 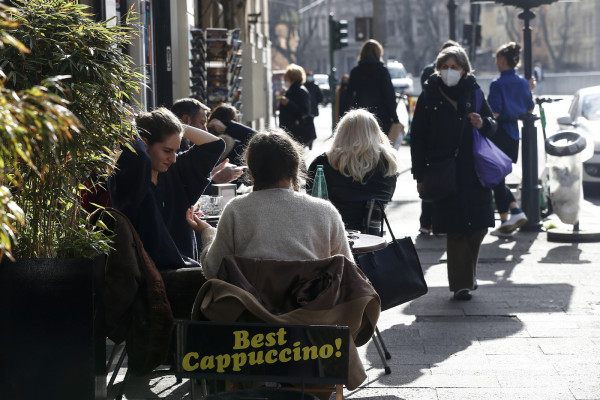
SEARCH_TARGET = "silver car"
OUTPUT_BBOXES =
[557,85,600,185]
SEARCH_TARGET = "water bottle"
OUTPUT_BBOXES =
[311,165,328,200]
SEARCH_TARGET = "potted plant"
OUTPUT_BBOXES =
[0,1,142,398]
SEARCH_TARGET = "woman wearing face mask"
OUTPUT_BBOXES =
[410,45,497,301]
[278,63,315,147]
[487,42,534,236]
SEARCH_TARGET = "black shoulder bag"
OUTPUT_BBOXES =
[356,201,428,311]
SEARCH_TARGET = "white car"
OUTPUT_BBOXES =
[386,61,413,97]
[557,85,600,185]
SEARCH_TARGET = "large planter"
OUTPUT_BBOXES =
[0,256,106,400]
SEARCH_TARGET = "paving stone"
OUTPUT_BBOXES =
[437,387,575,400]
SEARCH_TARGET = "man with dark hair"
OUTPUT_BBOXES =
[171,98,244,185]
[171,98,211,150]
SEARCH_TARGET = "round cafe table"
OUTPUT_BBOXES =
[348,232,387,254]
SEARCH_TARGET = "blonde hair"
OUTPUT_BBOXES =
[326,109,398,183]
[284,63,306,85]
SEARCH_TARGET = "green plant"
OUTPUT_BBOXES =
[0,0,143,259]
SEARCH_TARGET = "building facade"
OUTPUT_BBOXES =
[80,0,272,128]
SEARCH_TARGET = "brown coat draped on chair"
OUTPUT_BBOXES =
[192,254,381,390]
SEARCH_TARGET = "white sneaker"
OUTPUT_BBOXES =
[498,211,528,234]
[490,228,515,238]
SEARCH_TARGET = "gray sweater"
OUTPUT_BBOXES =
[200,189,353,279]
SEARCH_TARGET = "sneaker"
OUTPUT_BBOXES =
[497,211,528,234]
[453,288,472,301]
[419,226,432,235]
[490,228,516,238]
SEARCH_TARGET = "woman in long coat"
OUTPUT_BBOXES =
[410,45,497,301]
[278,63,315,147]
[346,39,400,137]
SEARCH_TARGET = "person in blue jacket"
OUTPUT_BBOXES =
[109,107,225,271]
[487,42,534,236]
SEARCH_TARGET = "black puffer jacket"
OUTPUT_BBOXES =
[306,153,397,232]
[410,74,497,234]
[346,57,399,135]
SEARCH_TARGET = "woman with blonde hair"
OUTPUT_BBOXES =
[306,109,399,234]
[278,63,316,147]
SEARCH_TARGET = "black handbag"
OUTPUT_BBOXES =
[419,157,457,203]
[356,201,428,311]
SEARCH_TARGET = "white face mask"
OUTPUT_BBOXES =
[440,69,462,87]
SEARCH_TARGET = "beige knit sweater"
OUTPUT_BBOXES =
[200,189,353,279]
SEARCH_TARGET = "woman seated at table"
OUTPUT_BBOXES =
[306,108,399,234]
[109,107,224,271]
[186,128,353,280]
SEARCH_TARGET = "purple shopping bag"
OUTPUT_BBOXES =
[472,89,512,188]
[473,128,512,188]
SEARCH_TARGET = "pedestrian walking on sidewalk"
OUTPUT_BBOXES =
[345,39,402,141]
[410,45,497,301]
[487,42,534,236]
[417,40,460,236]
[278,63,316,148]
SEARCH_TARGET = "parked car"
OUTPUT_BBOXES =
[313,73,330,104]
[386,61,413,97]
[557,85,600,185]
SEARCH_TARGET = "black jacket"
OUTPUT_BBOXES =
[109,137,225,270]
[346,57,399,135]
[279,82,315,145]
[410,74,497,233]
[305,80,323,117]
[306,153,397,232]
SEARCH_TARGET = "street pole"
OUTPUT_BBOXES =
[373,0,386,46]
[328,14,336,133]
[518,7,542,230]
[469,3,480,63]
[447,0,457,40]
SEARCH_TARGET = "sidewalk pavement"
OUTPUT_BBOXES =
[110,143,600,400]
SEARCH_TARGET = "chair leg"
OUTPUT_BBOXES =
[107,344,127,392]
[115,369,130,400]
[372,334,391,374]
[335,383,344,400]
[375,326,391,360]
[106,341,124,372]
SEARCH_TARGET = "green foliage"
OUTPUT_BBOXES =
[0,0,142,259]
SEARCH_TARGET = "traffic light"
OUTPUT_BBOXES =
[462,23,482,47]
[331,18,348,50]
